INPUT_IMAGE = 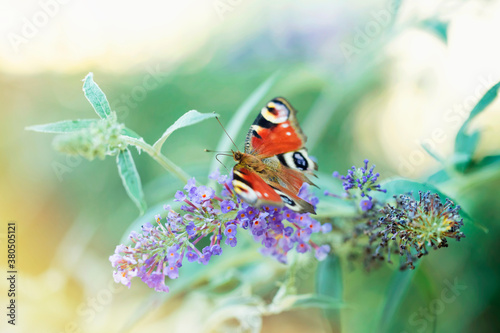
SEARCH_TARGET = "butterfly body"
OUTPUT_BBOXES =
[231,98,317,214]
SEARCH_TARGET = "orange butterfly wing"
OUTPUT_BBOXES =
[232,97,317,214]
[232,164,283,206]
[245,97,306,157]
[233,164,316,214]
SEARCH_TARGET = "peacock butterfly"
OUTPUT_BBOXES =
[231,97,317,214]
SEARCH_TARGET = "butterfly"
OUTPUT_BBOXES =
[231,97,317,214]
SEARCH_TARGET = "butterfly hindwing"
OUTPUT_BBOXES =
[276,149,318,175]
[232,164,315,213]
[272,184,316,214]
[273,159,316,192]
[232,165,282,206]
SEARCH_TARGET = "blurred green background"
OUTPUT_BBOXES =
[1,0,500,332]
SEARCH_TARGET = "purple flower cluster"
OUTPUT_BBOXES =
[326,159,386,211]
[110,170,331,292]
[329,161,467,271]
[374,191,465,270]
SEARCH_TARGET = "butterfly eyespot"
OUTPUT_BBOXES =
[261,102,289,123]
[293,152,308,170]
[233,180,258,204]
[279,193,296,207]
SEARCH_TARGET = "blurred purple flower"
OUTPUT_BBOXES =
[110,173,330,293]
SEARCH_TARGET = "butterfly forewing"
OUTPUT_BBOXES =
[245,97,306,157]
[233,97,318,214]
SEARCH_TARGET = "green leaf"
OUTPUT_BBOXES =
[82,72,112,119]
[121,127,143,139]
[454,81,500,172]
[421,143,444,163]
[302,87,343,150]
[379,179,444,199]
[316,254,343,332]
[377,267,417,333]
[414,266,437,309]
[454,133,480,172]
[116,148,146,214]
[288,294,343,310]
[152,110,219,151]
[427,169,451,184]
[468,154,500,172]
[25,119,98,133]
[420,19,448,43]
[207,71,280,186]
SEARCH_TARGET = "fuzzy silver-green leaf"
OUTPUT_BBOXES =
[153,110,219,151]
[117,148,146,214]
[82,72,112,119]
[26,119,99,133]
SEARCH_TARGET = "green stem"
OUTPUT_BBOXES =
[123,136,191,183]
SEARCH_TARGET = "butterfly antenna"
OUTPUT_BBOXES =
[204,149,232,153]
[215,153,230,173]
[215,114,240,151]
